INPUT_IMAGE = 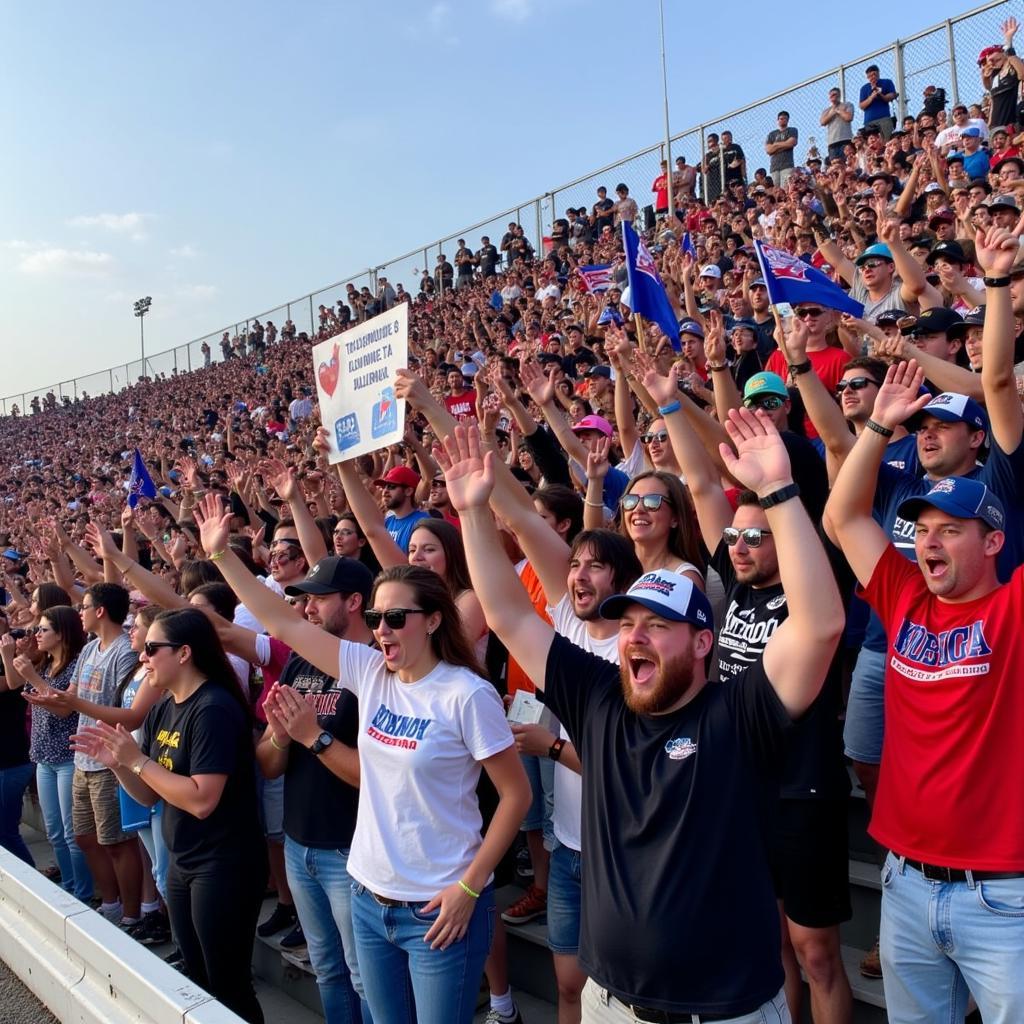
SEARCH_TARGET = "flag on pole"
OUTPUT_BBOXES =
[622,222,681,350]
[578,264,613,294]
[681,232,697,258]
[753,239,864,318]
[127,449,157,509]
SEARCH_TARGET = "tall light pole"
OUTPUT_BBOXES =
[133,296,152,374]
[659,0,673,219]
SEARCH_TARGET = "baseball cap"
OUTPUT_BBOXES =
[678,318,705,339]
[743,372,789,405]
[460,362,479,378]
[855,243,894,266]
[988,194,1021,212]
[928,209,956,227]
[875,308,909,326]
[729,317,759,333]
[949,304,985,339]
[571,414,613,437]
[284,556,374,602]
[1,548,22,561]
[749,277,768,289]
[920,392,989,434]
[908,306,964,336]
[600,569,714,631]
[978,44,1004,65]
[992,155,1024,175]
[926,241,968,265]
[699,265,722,279]
[374,466,420,488]
[923,182,946,194]
[584,364,612,380]
[962,126,983,138]
[897,477,1005,532]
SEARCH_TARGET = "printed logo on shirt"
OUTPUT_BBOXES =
[367,702,433,750]
[664,737,698,761]
[890,616,992,680]
[717,599,784,668]
[891,515,916,550]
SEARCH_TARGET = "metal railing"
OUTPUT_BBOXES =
[2,0,1012,417]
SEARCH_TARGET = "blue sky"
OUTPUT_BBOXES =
[0,0,987,401]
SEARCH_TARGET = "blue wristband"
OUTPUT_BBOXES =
[658,400,682,416]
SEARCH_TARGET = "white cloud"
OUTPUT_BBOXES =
[491,0,531,20]
[18,248,113,275]
[428,1,450,28]
[67,212,151,233]
[170,243,199,259]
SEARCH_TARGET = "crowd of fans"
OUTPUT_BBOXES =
[3,22,1024,1024]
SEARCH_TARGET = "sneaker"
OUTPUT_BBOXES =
[280,922,306,949]
[129,910,171,946]
[98,902,123,924]
[860,937,883,979]
[164,947,186,973]
[484,1006,524,1023]
[257,902,297,938]
[500,885,547,925]
[514,846,534,880]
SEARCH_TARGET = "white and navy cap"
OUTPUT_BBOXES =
[921,392,988,435]
[600,570,714,631]
[897,477,1005,531]
[699,264,722,279]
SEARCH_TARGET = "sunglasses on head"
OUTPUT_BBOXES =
[745,395,785,411]
[363,608,427,630]
[620,493,673,512]
[836,376,880,394]
[723,527,773,547]
[144,641,182,657]
[640,430,669,445]
[794,307,824,319]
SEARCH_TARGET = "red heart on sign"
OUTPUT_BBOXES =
[318,343,340,397]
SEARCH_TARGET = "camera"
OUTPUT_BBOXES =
[8,628,30,640]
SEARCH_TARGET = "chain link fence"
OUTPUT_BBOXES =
[2,0,1013,418]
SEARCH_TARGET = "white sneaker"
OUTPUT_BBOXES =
[99,902,123,924]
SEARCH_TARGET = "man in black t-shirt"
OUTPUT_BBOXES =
[476,236,499,278]
[453,415,845,1021]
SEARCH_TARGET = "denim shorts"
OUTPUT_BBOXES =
[256,772,285,843]
[520,753,555,849]
[843,646,886,764]
[547,841,582,955]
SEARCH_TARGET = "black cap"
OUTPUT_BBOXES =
[949,304,985,339]
[285,556,373,603]
[875,308,909,326]
[926,240,968,265]
[909,306,964,336]
[584,364,612,379]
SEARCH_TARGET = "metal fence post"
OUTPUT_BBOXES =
[699,126,707,204]
[894,41,907,122]
[309,296,315,335]
[187,345,192,372]
[109,370,114,393]
[946,19,960,107]
[839,63,847,104]
[535,198,543,254]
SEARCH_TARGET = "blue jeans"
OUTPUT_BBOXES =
[283,836,369,1024]
[36,761,92,900]
[843,646,886,763]
[0,763,35,867]
[547,841,582,954]
[137,802,169,899]
[521,753,555,850]
[880,852,1024,1022]
[351,881,495,1024]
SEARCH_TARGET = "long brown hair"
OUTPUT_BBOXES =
[621,471,706,575]
[40,606,86,679]
[409,519,472,594]
[371,565,483,676]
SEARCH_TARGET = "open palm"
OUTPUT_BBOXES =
[437,426,495,512]
[719,408,792,495]
[193,494,233,555]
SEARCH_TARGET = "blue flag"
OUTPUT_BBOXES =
[622,222,680,350]
[681,232,697,258]
[127,448,157,509]
[753,240,864,318]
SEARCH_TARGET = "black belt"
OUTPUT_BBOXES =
[902,858,1024,883]
[369,890,415,908]
[611,995,732,1022]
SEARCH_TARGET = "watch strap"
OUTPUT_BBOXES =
[548,738,566,762]
[789,359,813,376]
[758,482,801,510]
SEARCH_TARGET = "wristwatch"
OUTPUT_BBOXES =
[309,731,334,756]
[548,738,566,762]
[789,359,813,376]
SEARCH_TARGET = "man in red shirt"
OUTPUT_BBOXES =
[826,356,1024,1021]
[443,369,475,419]
[651,160,670,216]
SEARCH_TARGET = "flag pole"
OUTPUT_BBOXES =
[659,0,673,220]
[634,313,649,354]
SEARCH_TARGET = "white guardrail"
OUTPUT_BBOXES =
[0,847,244,1024]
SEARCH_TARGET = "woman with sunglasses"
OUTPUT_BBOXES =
[71,608,266,1024]
[192,494,530,1024]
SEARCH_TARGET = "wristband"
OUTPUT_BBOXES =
[208,549,226,561]
[865,418,894,438]
[983,276,1011,287]
[658,400,682,416]
[457,880,480,899]
[583,499,605,509]
[270,734,288,752]
[707,363,730,372]
[549,737,566,762]
[1006,46,1017,56]
[131,757,151,777]
[758,483,801,510]
[789,359,813,376]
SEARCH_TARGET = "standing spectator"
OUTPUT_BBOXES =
[591,187,615,235]
[721,130,747,188]
[859,65,898,138]
[765,112,799,187]
[377,276,397,311]
[435,254,454,296]
[673,155,697,206]
[454,240,475,290]
[0,628,39,865]
[980,18,1024,131]
[476,236,499,278]
[702,133,725,202]
[651,161,670,216]
[821,87,855,161]
[200,340,211,368]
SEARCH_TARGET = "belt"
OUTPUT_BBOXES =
[611,995,732,1023]
[369,890,415,908]
[902,859,1024,883]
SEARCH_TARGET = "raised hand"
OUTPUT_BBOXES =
[193,493,234,556]
[635,348,679,407]
[393,368,432,409]
[775,310,808,365]
[519,359,555,406]
[718,407,794,498]
[258,458,298,503]
[175,456,200,490]
[436,424,495,512]
[1002,16,1018,41]
[871,360,931,430]
[704,310,726,365]
[84,521,121,563]
[974,224,1019,276]
[586,435,612,481]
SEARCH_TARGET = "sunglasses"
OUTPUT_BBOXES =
[745,395,785,411]
[144,641,182,657]
[794,307,824,319]
[723,527,773,547]
[640,430,669,445]
[836,376,880,394]
[620,493,673,512]
[269,552,295,564]
[363,608,427,630]
[860,259,889,270]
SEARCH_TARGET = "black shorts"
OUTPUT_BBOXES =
[768,797,851,929]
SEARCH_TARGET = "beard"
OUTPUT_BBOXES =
[619,645,698,715]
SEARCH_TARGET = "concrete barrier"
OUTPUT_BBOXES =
[0,847,244,1023]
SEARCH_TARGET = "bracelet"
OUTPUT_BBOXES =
[658,400,682,415]
[789,359,813,376]
[758,483,801,510]
[457,879,480,899]
[1006,45,1017,56]
[983,276,1011,287]
[583,499,605,509]
[270,734,288,752]
[208,549,226,561]
[707,363,729,372]
[548,737,566,762]
[131,757,151,777]
[865,418,894,438]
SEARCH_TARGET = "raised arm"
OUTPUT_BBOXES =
[259,458,329,566]
[719,409,845,716]
[335,459,405,570]
[84,523,188,609]
[876,207,943,309]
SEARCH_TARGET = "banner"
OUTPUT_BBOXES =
[313,303,408,464]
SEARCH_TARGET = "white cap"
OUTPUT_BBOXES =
[699,264,722,279]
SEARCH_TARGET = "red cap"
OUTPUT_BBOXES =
[374,466,420,488]
[979,44,1003,65]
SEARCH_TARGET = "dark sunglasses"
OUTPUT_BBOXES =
[363,608,427,630]
[745,395,785,411]
[859,259,889,270]
[144,641,182,657]
[723,527,773,547]
[640,430,669,445]
[620,493,673,512]
[836,376,880,394]
[794,307,824,319]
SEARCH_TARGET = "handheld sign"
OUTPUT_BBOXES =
[312,304,409,464]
